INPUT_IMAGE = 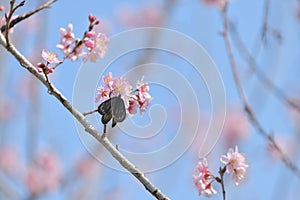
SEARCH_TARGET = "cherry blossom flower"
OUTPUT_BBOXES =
[41,49,60,64]
[0,145,18,174]
[203,0,229,10]
[192,158,217,197]
[0,6,4,11]
[75,155,99,179]
[222,108,251,147]
[95,72,152,116]
[83,32,109,62]
[135,78,152,115]
[220,146,248,185]
[117,4,164,28]
[25,150,62,195]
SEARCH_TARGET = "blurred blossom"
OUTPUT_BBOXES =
[0,6,4,11]
[222,108,251,147]
[203,0,230,10]
[267,137,296,161]
[220,146,248,185]
[0,145,18,173]
[95,72,152,116]
[192,158,217,197]
[83,32,109,62]
[75,155,99,179]
[116,3,164,28]
[25,150,62,195]
[0,97,14,121]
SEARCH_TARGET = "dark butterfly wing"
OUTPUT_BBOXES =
[112,118,117,128]
[111,95,126,123]
[97,98,112,115]
[101,112,112,125]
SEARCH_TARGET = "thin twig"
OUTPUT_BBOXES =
[221,3,300,178]
[83,109,98,116]
[0,32,170,200]
[1,0,57,33]
[229,22,300,113]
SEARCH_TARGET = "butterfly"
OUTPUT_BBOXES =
[97,95,126,127]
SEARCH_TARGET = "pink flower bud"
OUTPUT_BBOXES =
[84,39,95,49]
[89,13,97,22]
[85,31,95,38]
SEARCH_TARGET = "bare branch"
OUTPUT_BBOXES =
[228,22,300,113]
[1,0,57,33]
[221,3,300,178]
[0,32,170,200]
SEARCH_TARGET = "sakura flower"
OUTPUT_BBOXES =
[0,6,4,11]
[25,150,62,195]
[135,78,152,115]
[0,145,18,174]
[84,32,109,62]
[193,158,217,197]
[95,72,152,119]
[220,146,248,185]
[222,108,251,147]
[41,49,60,64]
[203,0,229,10]
[75,155,99,179]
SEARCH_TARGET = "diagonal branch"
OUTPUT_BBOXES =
[221,4,300,179]
[228,22,300,113]
[0,32,170,200]
[1,0,57,33]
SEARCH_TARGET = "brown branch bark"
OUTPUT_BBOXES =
[0,32,170,200]
[221,3,300,179]
[0,0,57,33]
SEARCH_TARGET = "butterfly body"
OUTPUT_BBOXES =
[97,95,126,127]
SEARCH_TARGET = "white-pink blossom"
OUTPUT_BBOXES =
[84,33,109,62]
[41,49,60,64]
[220,146,248,185]
[95,72,152,118]
[193,158,217,197]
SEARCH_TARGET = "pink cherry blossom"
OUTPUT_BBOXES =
[75,155,99,179]
[25,150,62,195]
[135,78,152,115]
[203,0,229,10]
[193,158,217,197]
[220,146,248,185]
[222,108,251,147]
[0,6,4,11]
[41,49,60,64]
[83,32,109,62]
[95,73,152,117]
[0,145,18,174]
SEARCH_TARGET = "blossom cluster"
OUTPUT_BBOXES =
[193,146,248,197]
[26,151,62,195]
[37,14,109,74]
[95,72,152,116]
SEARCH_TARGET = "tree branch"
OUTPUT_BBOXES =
[0,32,170,200]
[221,3,300,179]
[1,0,57,33]
[228,22,300,113]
